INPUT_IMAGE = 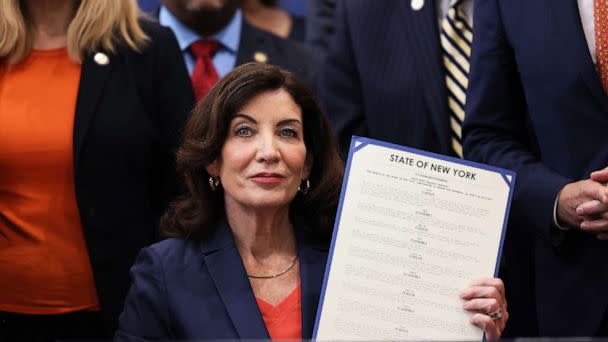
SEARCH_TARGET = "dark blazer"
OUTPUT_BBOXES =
[74,20,194,334]
[115,219,328,340]
[464,0,608,336]
[236,19,321,88]
[317,0,453,157]
[306,0,337,55]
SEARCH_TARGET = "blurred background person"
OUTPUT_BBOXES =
[0,0,194,339]
[139,0,307,18]
[157,0,320,102]
[243,0,306,41]
[116,63,509,341]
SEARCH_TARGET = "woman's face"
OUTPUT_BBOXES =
[207,89,312,211]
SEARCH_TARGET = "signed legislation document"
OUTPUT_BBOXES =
[313,137,515,341]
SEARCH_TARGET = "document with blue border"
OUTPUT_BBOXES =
[314,137,515,341]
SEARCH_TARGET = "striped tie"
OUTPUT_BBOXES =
[440,0,473,157]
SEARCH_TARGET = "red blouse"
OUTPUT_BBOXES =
[256,285,302,340]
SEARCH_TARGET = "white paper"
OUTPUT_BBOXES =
[314,138,514,341]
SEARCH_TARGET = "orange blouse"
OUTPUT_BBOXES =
[256,285,302,340]
[0,48,100,314]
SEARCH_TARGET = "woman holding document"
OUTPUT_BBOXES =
[116,63,508,341]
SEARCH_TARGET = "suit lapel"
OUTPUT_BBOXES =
[73,53,112,172]
[549,0,608,113]
[404,0,450,149]
[298,233,328,339]
[201,220,270,339]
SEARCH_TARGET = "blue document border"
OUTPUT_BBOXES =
[312,136,517,340]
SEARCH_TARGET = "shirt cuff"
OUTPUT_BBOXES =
[553,188,572,230]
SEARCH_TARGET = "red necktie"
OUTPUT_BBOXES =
[190,39,220,101]
[595,0,608,93]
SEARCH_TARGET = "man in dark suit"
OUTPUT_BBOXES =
[317,0,474,157]
[317,0,536,337]
[464,0,608,336]
[158,0,320,101]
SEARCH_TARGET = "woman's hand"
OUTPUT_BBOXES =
[460,277,508,341]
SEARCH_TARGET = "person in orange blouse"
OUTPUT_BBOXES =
[116,63,508,341]
[0,0,193,339]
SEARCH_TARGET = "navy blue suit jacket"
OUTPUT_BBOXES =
[464,0,608,336]
[115,219,328,340]
[317,0,453,157]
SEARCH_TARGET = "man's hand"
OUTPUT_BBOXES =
[557,180,608,231]
[591,166,608,183]
[575,167,608,239]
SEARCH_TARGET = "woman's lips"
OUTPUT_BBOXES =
[250,173,285,184]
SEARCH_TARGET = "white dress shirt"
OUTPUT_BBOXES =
[436,0,474,24]
[578,0,597,63]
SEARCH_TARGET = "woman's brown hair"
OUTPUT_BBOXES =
[162,62,344,240]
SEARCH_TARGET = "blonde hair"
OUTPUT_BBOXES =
[0,0,149,66]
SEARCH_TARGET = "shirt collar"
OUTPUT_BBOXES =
[158,6,242,53]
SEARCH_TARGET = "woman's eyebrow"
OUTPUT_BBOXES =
[277,118,302,126]
[232,113,256,123]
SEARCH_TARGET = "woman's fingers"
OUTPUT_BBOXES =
[470,313,501,341]
[461,277,508,340]
[463,297,501,315]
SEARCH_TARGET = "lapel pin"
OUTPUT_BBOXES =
[94,52,109,66]
[253,51,268,63]
[411,0,424,11]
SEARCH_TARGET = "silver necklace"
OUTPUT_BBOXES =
[247,255,299,279]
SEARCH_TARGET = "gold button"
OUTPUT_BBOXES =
[253,51,268,63]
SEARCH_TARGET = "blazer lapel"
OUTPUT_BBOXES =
[550,1,608,113]
[201,220,270,339]
[73,53,112,172]
[405,0,451,149]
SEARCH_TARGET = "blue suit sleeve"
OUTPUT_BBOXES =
[463,0,571,241]
[115,247,173,341]
[317,0,367,156]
